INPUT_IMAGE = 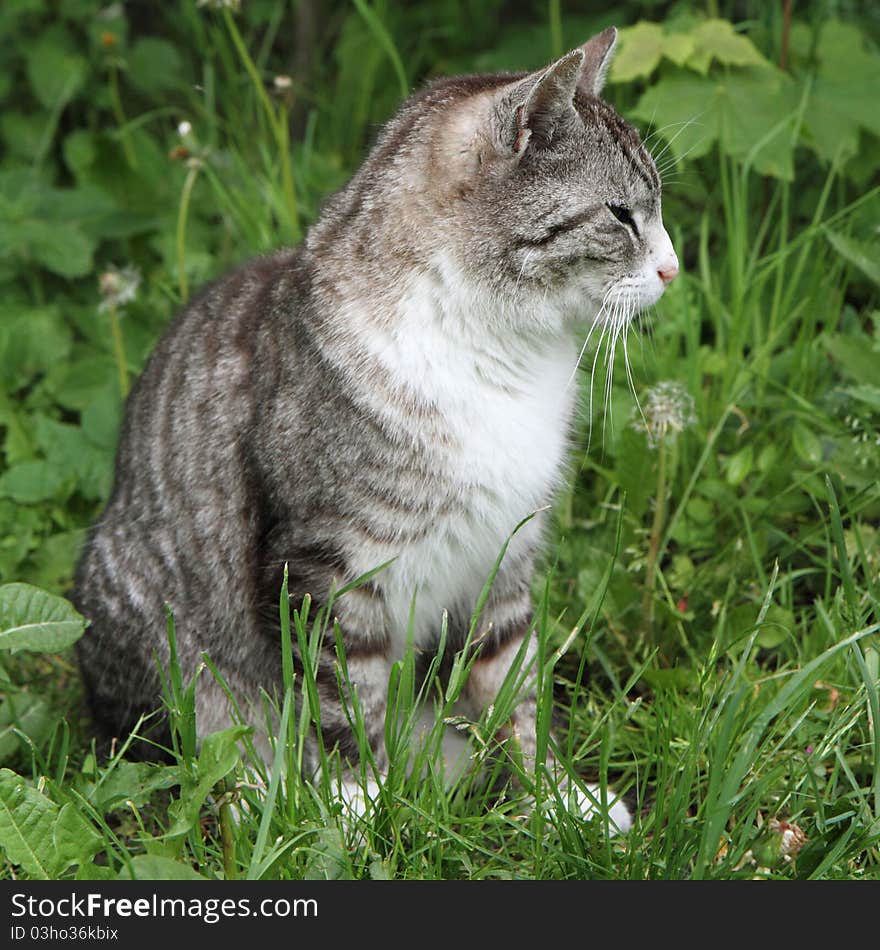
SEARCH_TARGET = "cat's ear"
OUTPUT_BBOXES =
[494,48,585,157]
[579,26,618,97]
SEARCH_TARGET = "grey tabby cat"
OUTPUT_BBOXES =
[73,27,678,832]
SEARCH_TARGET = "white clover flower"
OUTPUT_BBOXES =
[633,380,696,447]
[178,120,193,137]
[99,265,141,313]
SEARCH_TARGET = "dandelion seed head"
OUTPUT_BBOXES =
[98,265,141,312]
[632,380,696,446]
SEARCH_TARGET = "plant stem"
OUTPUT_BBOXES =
[108,63,138,170]
[222,7,300,240]
[780,0,793,72]
[108,301,129,398]
[643,438,668,628]
[548,0,563,59]
[218,780,237,880]
[176,163,201,303]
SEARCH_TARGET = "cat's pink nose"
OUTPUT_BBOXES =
[658,262,679,285]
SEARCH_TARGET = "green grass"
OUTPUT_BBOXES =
[0,2,878,880]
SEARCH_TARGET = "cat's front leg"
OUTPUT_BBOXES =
[461,590,632,834]
[320,586,393,816]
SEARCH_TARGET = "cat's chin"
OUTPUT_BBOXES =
[607,275,668,313]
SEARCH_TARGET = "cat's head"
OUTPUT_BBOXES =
[432,28,677,326]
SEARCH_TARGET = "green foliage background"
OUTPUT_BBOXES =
[0,0,878,880]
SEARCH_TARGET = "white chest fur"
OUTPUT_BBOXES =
[348,270,579,655]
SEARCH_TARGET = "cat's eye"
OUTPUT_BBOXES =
[607,203,638,234]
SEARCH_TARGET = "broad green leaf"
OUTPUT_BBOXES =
[32,414,114,501]
[803,21,880,165]
[825,230,880,286]
[823,335,880,385]
[167,726,249,836]
[26,35,87,109]
[63,129,97,180]
[0,305,73,391]
[0,111,48,161]
[611,22,696,83]
[17,218,95,278]
[85,760,184,812]
[687,19,770,74]
[792,421,823,466]
[26,530,83,591]
[81,394,122,450]
[724,444,753,486]
[755,606,794,648]
[815,21,880,135]
[844,384,880,413]
[634,68,799,178]
[0,768,60,878]
[633,74,719,164]
[713,69,799,179]
[0,460,70,503]
[126,38,184,95]
[304,824,355,880]
[44,355,120,411]
[0,502,41,583]
[0,583,87,654]
[117,855,206,880]
[611,23,668,82]
[53,802,103,871]
[0,694,52,763]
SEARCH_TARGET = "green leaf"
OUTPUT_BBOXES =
[26,35,87,109]
[725,444,753,486]
[814,21,880,135]
[687,19,770,74]
[0,583,87,654]
[81,395,122,450]
[823,335,880,385]
[755,605,794,648]
[0,768,60,878]
[611,22,697,83]
[634,67,799,178]
[633,73,718,164]
[17,219,95,278]
[713,69,799,179]
[32,414,114,502]
[1,111,48,161]
[803,21,880,165]
[0,460,70,503]
[167,727,249,837]
[0,305,73,391]
[612,23,668,82]
[26,530,83,591]
[63,129,97,180]
[792,421,823,466]
[117,855,206,880]
[126,38,184,95]
[0,694,52,763]
[86,760,184,812]
[825,230,880,286]
[54,803,103,871]
[44,356,119,412]
[304,824,355,880]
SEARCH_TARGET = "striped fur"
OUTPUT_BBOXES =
[73,30,674,828]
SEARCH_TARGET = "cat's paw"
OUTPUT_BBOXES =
[338,775,383,821]
[547,783,632,835]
